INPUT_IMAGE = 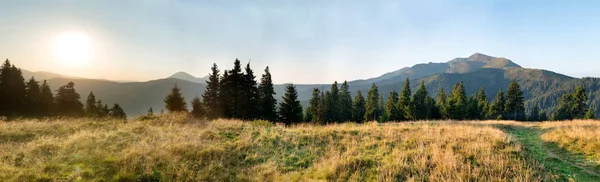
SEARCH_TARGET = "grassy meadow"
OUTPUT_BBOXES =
[1,114,599,181]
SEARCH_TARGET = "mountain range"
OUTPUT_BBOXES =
[24,53,600,117]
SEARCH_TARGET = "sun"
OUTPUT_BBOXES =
[53,32,93,66]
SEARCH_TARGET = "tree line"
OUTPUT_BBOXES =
[164,59,594,125]
[0,59,126,119]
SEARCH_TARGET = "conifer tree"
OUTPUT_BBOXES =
[352,90,366,122]
[505,80,525,121]
[305,88,322,123]
[164,84,187,112]
[325,81,340,122]
[241,62,259,119]
[339,81,353,122]
[466,95,480,120]
[539,110,549,121]
[424,95,436,120]
[572,86,588,119]
[25,77,41,117]
[202,63,221,119]
[528,105,540,121]
[258,66,277,121]
[412,81,429,120]
[318,89,326,123]
[96,100,106,117]
[85,92,97,117]
[191,96,205,119]
[0,59,26,117]
[476,87,489,119]
[488,89,505,120]
[364,83,379,121]
[54,82,84,117]
[220,70,232,118]
[278,84,303,125]
[397,78,412,120]
[436,88,448,119]
[102,104,110,117]
[447,81,468,120]
[109,104,127,120]
[378,95,386,122]
[385,91,401,121]
[39,80,54,116]
[323,91,333,123]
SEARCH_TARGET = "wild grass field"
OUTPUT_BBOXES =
[0,114,599,181]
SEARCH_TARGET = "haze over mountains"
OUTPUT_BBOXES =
[24,53,600,117]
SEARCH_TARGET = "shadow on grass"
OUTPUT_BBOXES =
[492,123,600,182]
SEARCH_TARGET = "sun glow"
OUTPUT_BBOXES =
[53,32,93,66]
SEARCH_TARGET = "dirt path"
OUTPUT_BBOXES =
[499,124,600,181]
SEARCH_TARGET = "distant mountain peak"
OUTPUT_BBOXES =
[468,53,494,61]
[168,71,207,83]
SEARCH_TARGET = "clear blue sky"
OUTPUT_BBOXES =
[1,0,599,83]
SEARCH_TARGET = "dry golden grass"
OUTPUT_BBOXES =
[0,114,555,181]
[540,120,600,164]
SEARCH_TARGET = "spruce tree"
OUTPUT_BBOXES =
[397,78,412,120]
[164,84,187,112]
[96,100,106,117]
[258,66,277,121]
[505,80,525,121]
[0,60,26,117]
[25,77,41,117]
[339,81,353,122]
[476,87,489,119]
[424,95,436,120]
[241,62,259,119]
[109,104,127,120]
[412,81,429,120]
[317,89,326,123]
[352,90,366,122]
[54,82,84,117]
[39,80,54,117]
[378,95,386,122]
[364,83,379,121]
[278,84,303,125]
[191,96,205,119]
[85,92,97,117]
[102,104,110,117]
[220,70,232,118]
[447,81,468,120]
[572,86,588,119]
[202,63,221,119]
[528,105,540,121]
[488,89,505,120]
[326,81,340,122]
[305,88,322,123]
[466,95,480,120]
[436,88,448,119]
[385,91,401,121]
[323,91,333,123]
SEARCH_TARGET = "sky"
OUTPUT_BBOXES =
[1,0,600,84]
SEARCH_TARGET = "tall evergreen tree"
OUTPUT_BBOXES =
[191,96,205,119]
[24,77,41,117]
[572,86,588,119]
[476,87,489,119]
[39,80,54,116]
[325,81,340,122]
[323,91,333,123]
[0,60,26,117]
[447,81,468,120]
[305,88,322,123]
[109,104,127,120]
[202,63,221,119]
[278,84,303,125]
[585,108,596,120]
[219,70,232,118]
[95,100,107,117]
[488,89,505,120]
[339,81,353,122]
[164,84,187,112]
[54,82,84,117]
[85,92,97,117]
[412,81,429,120]
[466,95,480,120]
[424,95,436,120]
[352,90,366,122]
[528,105,540,121]
[385,91,401,121]
[364,83,380,121]
[505,80,525,121]
[258,66,277,121]
[397,78,413,120]
[240,62,259,119]
[436,88,448,119]
[378,95,386,122]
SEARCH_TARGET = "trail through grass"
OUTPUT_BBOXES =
[499,124,600,181]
